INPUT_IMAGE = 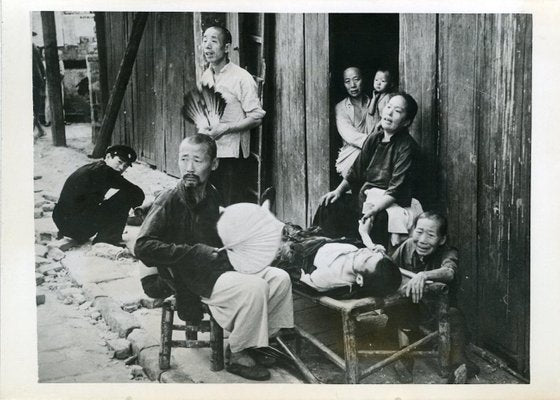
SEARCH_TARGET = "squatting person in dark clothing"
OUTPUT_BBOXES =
[52,145,144,246]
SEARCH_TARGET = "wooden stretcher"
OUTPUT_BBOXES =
[286,269,451,384]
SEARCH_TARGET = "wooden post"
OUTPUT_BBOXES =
[40,11,66,146]
[437,288,451,377]
[93,12,110,115]
[341,311,360,384]
[159,301,174,370]
[209,316,224,371]
[91,12,148,158]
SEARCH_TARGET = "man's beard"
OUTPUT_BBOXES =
[182,174,204,203]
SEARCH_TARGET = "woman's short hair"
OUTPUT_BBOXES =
[391,91,419,123]
[415,211,448,237]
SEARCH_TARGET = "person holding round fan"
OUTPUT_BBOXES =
[135,134,293,381]
[197,25,266,206]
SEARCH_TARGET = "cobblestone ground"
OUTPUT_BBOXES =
[36,270,148,383]
[33,125,165,383]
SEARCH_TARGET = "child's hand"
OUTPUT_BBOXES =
[371,244,386,253]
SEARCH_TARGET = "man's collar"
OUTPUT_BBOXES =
[210,60,231,75]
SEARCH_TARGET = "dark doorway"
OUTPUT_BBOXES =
[328,14,399,188]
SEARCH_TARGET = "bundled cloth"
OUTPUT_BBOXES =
[182,84,226,131]
[217,203,285,274]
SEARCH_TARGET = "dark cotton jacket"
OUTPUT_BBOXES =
[134,182,234,320]
[346,128,420,209]
[55,160,144,216]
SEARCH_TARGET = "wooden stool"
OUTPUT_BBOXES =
[159,296,224,371]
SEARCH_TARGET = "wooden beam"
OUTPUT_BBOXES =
[91,12,148,158]
[40,11,66,146]
[276,336,320,384]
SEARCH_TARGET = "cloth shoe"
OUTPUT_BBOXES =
[225,346,271,381]
[246,347,277,368]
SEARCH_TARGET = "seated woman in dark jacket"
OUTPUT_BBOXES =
[313,92,424,250]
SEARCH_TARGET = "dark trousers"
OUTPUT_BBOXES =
[53,188,144,243]
[210,157,251,206]
[33,88,45,129]
[311,192,390,248]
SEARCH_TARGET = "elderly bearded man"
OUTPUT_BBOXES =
[199,25,266,206]
[134,134,293,381]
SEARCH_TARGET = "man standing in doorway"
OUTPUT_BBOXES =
[199,25,266,206]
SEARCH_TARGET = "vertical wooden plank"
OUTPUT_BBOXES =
[476,14,531,374]
[271,14,306,226]
[304,14,330,226]
[122,13,135,148]
[134,13,156,164]
[164,13,197,177]
[153,12,166,170]
[226,13,241,65]
[94,13,110,115]
[41,11,66,146]
[192,12,204,86]
[517,14,531,378]
[399,14,438,210]
[437,13,480,341]
[399,14,437,149]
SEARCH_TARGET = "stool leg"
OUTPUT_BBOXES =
[159,302,174,370]
[342,311,360,384]
[186,325,198,341]
[210,316,224,371]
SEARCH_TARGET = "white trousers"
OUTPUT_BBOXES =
[201,266,294,353]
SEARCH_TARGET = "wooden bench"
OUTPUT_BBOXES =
[291,269,451,383]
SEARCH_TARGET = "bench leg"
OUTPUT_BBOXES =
[341,311,360,384]
[210,316,224,371]
[437,292,451,377]
[159,302,174,370]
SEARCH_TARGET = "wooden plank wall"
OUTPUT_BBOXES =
[399,14,439,210]
[304,14,331,226]
[437,13,481,347]
[473,14,531,374]
[270,14,307,226]
[102,12,197,176]
[402,13,531,375]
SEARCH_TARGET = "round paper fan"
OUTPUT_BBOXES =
[217,203,285,274]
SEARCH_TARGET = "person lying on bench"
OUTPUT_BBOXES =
[386,211,480,383]
[297,218,401,297]
[272,217,401,299]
